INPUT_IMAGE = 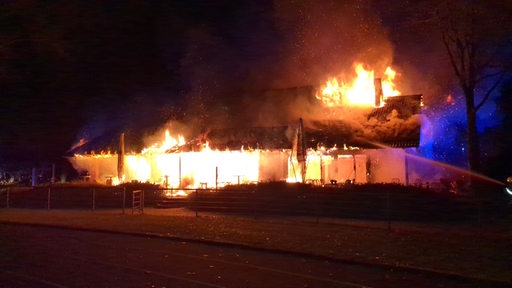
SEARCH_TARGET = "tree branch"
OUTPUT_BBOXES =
[475,69,505,83]
[442,32,464,82]
[475,71,505,111]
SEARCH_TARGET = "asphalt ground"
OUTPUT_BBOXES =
[0,208,511,286]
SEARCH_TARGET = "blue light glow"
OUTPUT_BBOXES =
[418,89,502,167]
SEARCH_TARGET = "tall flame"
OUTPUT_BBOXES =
[316,63,400,107]
[141,130,186,154]
[382,66,400,97]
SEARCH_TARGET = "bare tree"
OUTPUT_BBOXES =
[435,0,512,173]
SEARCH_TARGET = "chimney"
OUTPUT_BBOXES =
[374,78,383,107]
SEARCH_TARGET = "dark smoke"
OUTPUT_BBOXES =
[280,1,395,83]
[178,1,399,130]
[75,1,424,152]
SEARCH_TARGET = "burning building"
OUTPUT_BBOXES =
[68,63,422,188]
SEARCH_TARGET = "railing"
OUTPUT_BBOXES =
[0,184,160,214]
[186,186,477,222]
[0,183,509,226]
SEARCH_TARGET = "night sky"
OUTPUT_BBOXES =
[1,1,511,178]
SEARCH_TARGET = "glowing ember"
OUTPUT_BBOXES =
[316,63,401,107]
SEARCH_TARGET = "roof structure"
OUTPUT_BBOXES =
[70,86,423,155]
[205,93,423,150]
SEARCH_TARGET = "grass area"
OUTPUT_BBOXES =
[0,208,510,284]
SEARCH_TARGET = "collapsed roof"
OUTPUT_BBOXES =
[204,89,422,150]
[69,86,422,155]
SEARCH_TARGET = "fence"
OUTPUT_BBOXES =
[0,184,162,214]
[1,183,509,224]
[185,185,483,223]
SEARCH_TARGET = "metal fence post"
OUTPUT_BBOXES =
[6,187,9,209]
[122,187,126,214]
[252,189,256,220]
[92,187,96,211]
[47,185,51,210]
[195,189,199,217]
[315,190,319,224]
[386,190,392,231]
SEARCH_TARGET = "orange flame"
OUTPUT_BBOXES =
[71,64,404,188]
[316,63,401,107]
[111,130,266,188]
[141,130,185,154]
[71,134,367,188]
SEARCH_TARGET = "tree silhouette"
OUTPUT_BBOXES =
[434,0,512,173]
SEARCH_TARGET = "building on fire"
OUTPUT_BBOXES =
[68,65,423,188]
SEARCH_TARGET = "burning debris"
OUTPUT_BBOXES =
[68,62,423,189]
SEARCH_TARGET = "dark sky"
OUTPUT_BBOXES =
[1,0,511,169]
[1,1,282,163]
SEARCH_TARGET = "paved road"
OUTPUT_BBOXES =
[0,224,489,288]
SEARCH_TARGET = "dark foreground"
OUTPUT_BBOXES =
[1,224,495,288]
[0,208,510,287]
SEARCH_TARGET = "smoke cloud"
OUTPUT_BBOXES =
[75,0,422,152]
[273,0,395,85]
